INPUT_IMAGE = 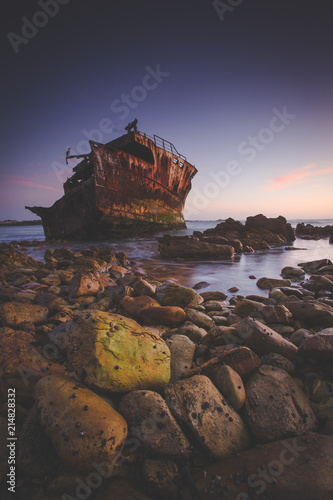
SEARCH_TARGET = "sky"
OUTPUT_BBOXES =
[0,0,332,221]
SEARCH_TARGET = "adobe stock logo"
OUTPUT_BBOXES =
[7,0,71,55]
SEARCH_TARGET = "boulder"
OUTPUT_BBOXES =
[155,282,203,308]
[119,390,190,457]
[290,328,313,346]
[34,375,128,473]
[298,258,332,274]
[236,317,298,361]
[181,434,333,500]
[298,333,333,360]
[281,266,305,279]
[0,302,48,328]
[252,304,293,324]
[67,272,102,298]
[166,321,207,343]
[212,365,246,410]
[0,327,66,404]
[301,275,333,293]
[66,310,170,392]
[284,300,333,327]
[245,365,317,442]
[200,291,228,301]
[257,277,292,289]
[165,375,251,460]
[185,308,215,330]
[261,352,296,376]
[166,334,196,382]
[120,295,186,326]
[158,235,235,259]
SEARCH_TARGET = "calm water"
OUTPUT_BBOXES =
[1,219,332,297]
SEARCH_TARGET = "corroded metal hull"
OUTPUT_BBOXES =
[26,130,197,239]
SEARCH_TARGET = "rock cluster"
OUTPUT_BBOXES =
[158,214,295,258]
[0,242,332,499]
[296,222,333,240]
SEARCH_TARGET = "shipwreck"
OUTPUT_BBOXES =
[26,120,197,239]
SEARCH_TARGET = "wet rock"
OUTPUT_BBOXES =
[290,328,313,346]
[185,308,215,330]
[228,286,239,293]
[119,390,190,457]
[166,321,207,343]
[0,327,66,404]
[298,258,332,274]
[0,248,40,277]
[109,265,129,279]
[236,317,298,361]
[158,235,235,259]
[261,352,296,376]
[281,266,305,280]
[302,275,333,293]
[165,375,251,460]
[201,325,238,346]
[181,433,333,500]
[257,277,292,289]
[120,295,186,326]
[133,277,156,296]
[166,334,195,382]
[0,302,48,328]
[252,304,293,324]
[234,299,263,317]
[208,345,262,376]
[213,365,245,410]
[35,293,69,315]
[284,300,333,327]
[193,281,210,290]
[245,365,317,442]
[67,310,170,392]
[155,282,203,308]
[34,375,128,473]
[298,332,333,360]
[68,272,102,298]
[200,291,228,301]
[204,300,228,313]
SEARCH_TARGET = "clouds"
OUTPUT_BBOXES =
[4,175,62,192]
[263,162,333,191]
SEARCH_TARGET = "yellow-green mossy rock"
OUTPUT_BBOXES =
[67,311,171,392]
[34,375,128,474]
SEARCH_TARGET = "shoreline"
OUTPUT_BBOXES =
[0,240,332,498]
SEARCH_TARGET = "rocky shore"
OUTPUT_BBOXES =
[158,214,296,259]
[0,241,333,499]
[296,222,333,241]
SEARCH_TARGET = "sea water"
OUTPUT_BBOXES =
[1,219,332,297]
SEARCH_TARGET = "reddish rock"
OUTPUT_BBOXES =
[284,300,333,327]
[0,327,66,404]
[68,272,102,298]
[298,333,333,360]
[120,295,186,326]
[0,302,48,328]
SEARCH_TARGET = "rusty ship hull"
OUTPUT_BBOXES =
[26,130,197,239]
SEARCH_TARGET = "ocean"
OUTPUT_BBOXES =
[1,219,332,298]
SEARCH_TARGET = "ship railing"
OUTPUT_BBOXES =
[138,130,186,161]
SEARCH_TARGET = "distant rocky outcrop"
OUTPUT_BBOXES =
[158,214,295,259]
[296,222,333,240]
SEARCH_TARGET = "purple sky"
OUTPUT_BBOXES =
[1,0,332,221]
